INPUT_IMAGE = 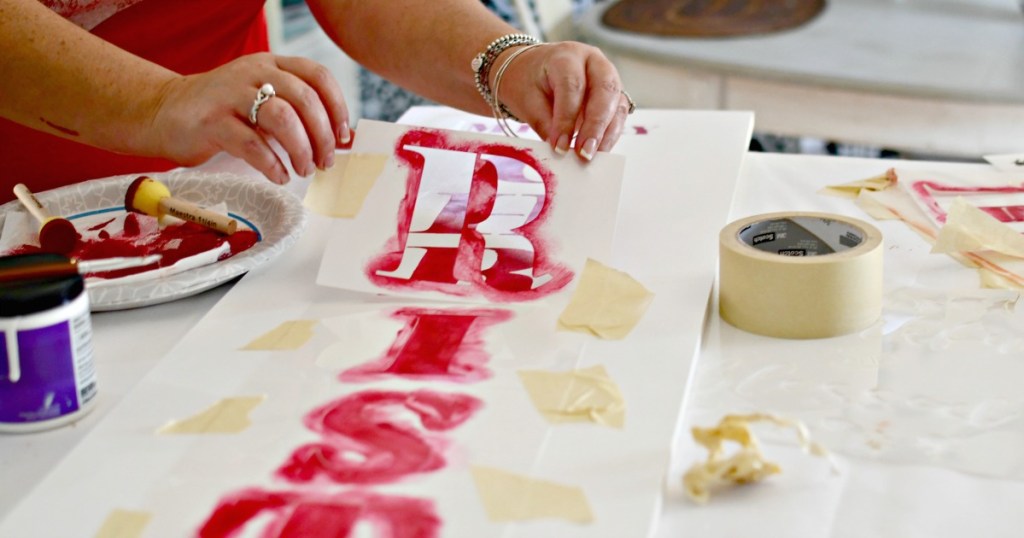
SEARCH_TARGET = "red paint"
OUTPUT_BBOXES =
[341,307,512,383]
[122,212,141,236]
[8,218,258,279]
[277,389,481,485]
[37,218,79,255]
[364,128,572,302]
[911,180,1024,224]
[124,176,152,213]
[40,117,79,137]
[197,488,440,538]
[632,126,648,135]
[88,218,116,232]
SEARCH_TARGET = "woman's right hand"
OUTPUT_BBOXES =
[152,52,350,184]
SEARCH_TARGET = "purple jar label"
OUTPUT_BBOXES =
[0,312,96,424]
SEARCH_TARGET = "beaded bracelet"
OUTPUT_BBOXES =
[472,33,540,118]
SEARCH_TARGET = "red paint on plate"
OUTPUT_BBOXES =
[8,219,257,279]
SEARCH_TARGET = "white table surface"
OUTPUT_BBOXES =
[660,152,1024,537]
[3,137,1023,536]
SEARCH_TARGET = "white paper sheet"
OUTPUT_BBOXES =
[0,109,752,538]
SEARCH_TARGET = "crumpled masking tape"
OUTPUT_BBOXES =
[242,320,319,350]
[470,465,594,524]
[304,153,389,218]
[682,413,833,504]
[719,212,883,339]
[517,365,625,428]
[557,258,654,339]
[157,395,266,434]
[93,509,151,538]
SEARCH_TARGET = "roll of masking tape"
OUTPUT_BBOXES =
[719,212,883,339]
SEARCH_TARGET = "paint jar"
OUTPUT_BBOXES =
[0,253,98,433]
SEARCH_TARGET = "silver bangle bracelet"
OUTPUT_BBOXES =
[472,33,540,112]
[491,43,547,135]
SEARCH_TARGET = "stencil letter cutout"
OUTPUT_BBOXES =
[367,130,572,300]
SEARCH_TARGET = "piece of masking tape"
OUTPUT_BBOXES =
[719,212,883,339]
[933,197,1024,257]
[157,395,266,434]
[304,153,389,218]
[557,258,654,339]
[470,465,594,524]
[517,365,625,428]
[92,509,151,538]
[242,320,319,350]
[819,168,896,199]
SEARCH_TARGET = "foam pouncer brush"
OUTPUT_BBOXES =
[125,176,237,235]
[12,183,81,255]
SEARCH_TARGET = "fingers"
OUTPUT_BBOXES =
[249,56,348,175]
[532,44,629,161]
[250,93,317,177]
[154,52,349,186]
[219,121,291,185]
[571,54,623,161]
[275,56,351,148]
[597,93,631,152]
[545,50,586,156]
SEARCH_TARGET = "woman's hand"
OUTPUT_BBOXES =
[152,53,350,184]
[491,42,631,161]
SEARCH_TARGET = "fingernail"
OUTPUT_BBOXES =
[339,122,352,146]
[325,151,335,170]
[580,138,598,161]
[554,134,569,155]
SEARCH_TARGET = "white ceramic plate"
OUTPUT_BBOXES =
[0,170,307,311]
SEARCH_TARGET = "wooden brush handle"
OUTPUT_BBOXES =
[158,197,238,235]
[12,183,52,224]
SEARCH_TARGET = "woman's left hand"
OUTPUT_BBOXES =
[492,41,632,160]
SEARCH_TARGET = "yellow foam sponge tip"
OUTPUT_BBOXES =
[125,176,170,217]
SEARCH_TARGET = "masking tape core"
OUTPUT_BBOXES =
[719,212,883,339]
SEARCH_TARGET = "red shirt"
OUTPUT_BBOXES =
[0,0,269,204]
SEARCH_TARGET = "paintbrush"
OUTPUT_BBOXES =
[0,254,162,283]
[12,183,82,255]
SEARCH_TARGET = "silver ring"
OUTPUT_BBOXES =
[622,90,636,115]
[248,83,276,125]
